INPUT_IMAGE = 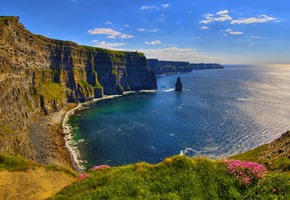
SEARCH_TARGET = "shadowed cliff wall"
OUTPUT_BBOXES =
[0,16,157,164]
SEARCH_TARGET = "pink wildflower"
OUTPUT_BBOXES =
[79,173,89,180]
[90,164,110,171]
[225,160,268,185]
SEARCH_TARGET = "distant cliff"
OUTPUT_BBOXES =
[147,59,224,75]
[190,63,224,70]
[0,16,157,165]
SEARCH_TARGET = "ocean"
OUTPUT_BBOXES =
[66,65,290,170]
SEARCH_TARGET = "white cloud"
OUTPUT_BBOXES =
[88,28,121,38]
[225,29,243,35]
[216,10,229,15]
[200,10,232,24]
[149,28,159,32]
[200,26,209,30]
[137,28,159,32]
[140,5,156,10]
[141,4,170,10]
[119,34,134,39]
[145,40,162,45]
[124,24,130,27]
[93,40,126,49]
[162,4,170,8]
[88,28,133,39]
[231,15,277,24]
[200,10,278,26]
[137,28,145,32]
[71,0,77,3]
[251,36,261,39]
[133,46,220,63]
[105,21,112,25]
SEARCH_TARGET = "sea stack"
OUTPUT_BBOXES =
[175,77,182,91]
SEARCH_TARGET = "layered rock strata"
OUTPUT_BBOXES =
[0,16,157,165]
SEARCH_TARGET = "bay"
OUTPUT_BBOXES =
[68,65,290,169]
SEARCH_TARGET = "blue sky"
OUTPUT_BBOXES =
[1,0,290,64]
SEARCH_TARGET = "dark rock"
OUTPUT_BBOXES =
[175,77,182,92]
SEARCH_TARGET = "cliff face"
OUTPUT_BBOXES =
[147,59,224,75]
[190,63,224,70]
[0,16,157,164]
[147,59,192,75]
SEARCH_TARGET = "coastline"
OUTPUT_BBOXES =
[62,90,157,172]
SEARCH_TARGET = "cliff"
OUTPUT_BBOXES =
[231,131,290,171]
[0,16,157,165]
[147,59,223,75]
[190,63,224,70]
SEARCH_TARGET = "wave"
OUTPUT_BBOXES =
[63,104,87,173]
[162,88,175,92]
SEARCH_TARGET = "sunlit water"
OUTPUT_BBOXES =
[68,65,290,169]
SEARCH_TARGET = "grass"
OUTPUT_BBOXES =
[0,154,38,172]
[45,164,78,177]
[49,156,285,200]
[1,153,289,199]
[37,82,64,101]
[94,80,103,89]
[78,80,93,89]
[112,68,118,76]
[230,136,290,172]
[230,144,269,162]
[0,16,18,25]
[0,154,77,200]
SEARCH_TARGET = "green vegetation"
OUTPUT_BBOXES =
[94,80,103,89]
[231,132,290,172]
[1,126,14,135]
[230,144,269,162]
[269,157,290,171]
[45,164,78,177]
[78,80,93,89]
[112,68,118,76]
[244,172,290,199]
[0,16,18,25]
[37,82,64,101]
[50,156,290,199]
[0,154,77,177]
[79,45,126,56]
[0,154,37,171]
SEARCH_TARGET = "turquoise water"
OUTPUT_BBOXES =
[68,65,290,169]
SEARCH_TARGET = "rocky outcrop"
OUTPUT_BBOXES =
[0,16,157,165]
[175,77,182,92]
[147,59,224,75]
[257,131,290,168]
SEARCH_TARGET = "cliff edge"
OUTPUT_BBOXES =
[0,16,157,166]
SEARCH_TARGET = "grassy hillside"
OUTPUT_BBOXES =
[231,131,290,171]
[50,156,290,200]
[1,131,289,199]
[0,154,77,200]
